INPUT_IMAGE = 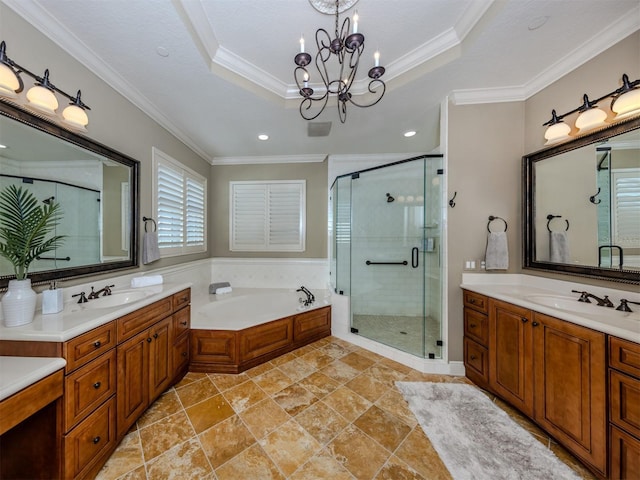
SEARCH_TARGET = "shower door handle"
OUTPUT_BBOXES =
[411,247,419,268]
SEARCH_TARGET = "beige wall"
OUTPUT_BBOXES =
[209,161,328,258]
[447,101,525,361]
[1,5,212,285]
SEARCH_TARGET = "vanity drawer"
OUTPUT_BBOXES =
[463,290,488,314]
[610,336,640,379]
[64,322,116,373]
[464,308,489,346]
[64,350,117,432]
[464,337,489,386]
[172,289,191,312]
[63,396,116,480]
[610,369,640,439]
[173,333,190,373]
[117,297,172,343]
[173,306,191,338]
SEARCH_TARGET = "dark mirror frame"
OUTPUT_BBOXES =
[523,115,640,285]
[0,99,140,289]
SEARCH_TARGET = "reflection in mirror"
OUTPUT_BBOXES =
[524,116,640,284]
[0,100,139,288]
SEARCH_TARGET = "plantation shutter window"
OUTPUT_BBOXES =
[153,148,206,256]
[611,168,640,249]
[230,180,306,252]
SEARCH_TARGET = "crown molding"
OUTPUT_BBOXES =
[211,154,327,166]
[451,7,640,106]
[3,0,215,164]
[328,152,426,163]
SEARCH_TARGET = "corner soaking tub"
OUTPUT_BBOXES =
[189,288,331,373]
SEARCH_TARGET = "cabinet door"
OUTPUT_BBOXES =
[149,317,172,402]
[117,331,149,437]
[532,313,606,476]
[489,299,533,417]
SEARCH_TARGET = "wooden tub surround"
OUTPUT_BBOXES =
[190,305,331,373]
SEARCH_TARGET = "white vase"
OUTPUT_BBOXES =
[2,279,37,327]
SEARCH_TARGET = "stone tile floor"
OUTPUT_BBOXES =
[96,336,596,480]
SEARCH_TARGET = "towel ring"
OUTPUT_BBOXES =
[143,216,157,233]
[487,215,507,233]
[546,215,569,232]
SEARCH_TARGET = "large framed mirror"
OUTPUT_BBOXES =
[523,115,640,284]
[0,100,139,289]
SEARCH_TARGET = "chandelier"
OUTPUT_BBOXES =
[294,0,385,123]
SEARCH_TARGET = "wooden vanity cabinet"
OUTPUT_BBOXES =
[609,336,640,479]
[462,290,607,477]
[489,299,533,417]
[117,289,190,437]
[463,291,490,388]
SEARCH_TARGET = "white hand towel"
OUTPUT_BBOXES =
[131,275,163,288]
[215,286,233,294]
[485,232,509,270]
[142,231,161,265]
[549,231,570,263]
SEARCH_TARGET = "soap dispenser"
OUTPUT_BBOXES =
[42,281,64,315]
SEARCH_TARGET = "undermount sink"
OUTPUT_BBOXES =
[82,290,149,310]
[525,294,608,315]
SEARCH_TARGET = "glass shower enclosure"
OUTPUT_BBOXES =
[330,155,444,358]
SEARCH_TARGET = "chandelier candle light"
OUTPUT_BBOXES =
[0,40,91,130]
[543,73,640,145]
[294,0,386,123]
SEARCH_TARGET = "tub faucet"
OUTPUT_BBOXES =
[571,290,614,307]
[297,286,315,306]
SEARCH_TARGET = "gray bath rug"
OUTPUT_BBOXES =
[396,382,581,480]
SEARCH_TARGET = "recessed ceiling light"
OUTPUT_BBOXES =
[258,134,269,141]
[156,46,169,57]
[403,130,417,138]
[0,144,7,149]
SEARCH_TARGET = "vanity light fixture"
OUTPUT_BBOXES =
[543,73,640,145]
[293,0,385,123]
[0,41,91,130]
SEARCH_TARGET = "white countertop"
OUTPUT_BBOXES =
[0,356,66,402]
[0,282,192,342]
[461,274,640,343]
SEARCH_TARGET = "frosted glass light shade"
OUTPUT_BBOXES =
[612,88,640,119]
[26,85,58,115]
[62,104,89,128]
[544,121,571,145]
[575,107,607,132]
[0,63,19,97]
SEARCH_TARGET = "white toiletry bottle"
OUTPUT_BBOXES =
[42,281,64,314]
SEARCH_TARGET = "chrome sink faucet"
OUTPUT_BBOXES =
[571,290,614,307]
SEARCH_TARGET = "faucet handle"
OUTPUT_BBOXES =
[571,290,590,303]
[103,284,115,296]
[617,299,640,312]
[72,292,88,303]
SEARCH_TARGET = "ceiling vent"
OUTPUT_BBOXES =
[308,122,332,137]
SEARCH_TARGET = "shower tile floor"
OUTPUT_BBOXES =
[96,336,596,480]
[352,315,442,358]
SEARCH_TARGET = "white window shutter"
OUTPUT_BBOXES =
[157,163,184,247]
[230,181,305,251]
[612,169,640,248]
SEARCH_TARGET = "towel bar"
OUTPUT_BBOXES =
[142,216,157,232]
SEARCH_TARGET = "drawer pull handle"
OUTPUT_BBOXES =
[93,341,101,348]
[532,321,540,327]
[93,436,101,444]
[93,382,101,389]
[153,333,159,339]
[180,321,188,326]
[469,299,476,304]
[470,355,477,360]
[147,337,152,343]
[469,323,476,328]
[521,318,528,323]
[182,352,188,357]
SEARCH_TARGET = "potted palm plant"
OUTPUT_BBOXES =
[0,185,65,327]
